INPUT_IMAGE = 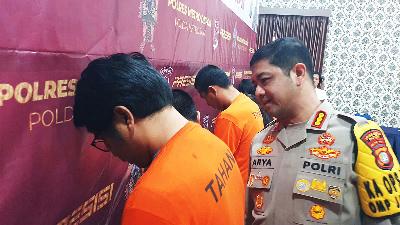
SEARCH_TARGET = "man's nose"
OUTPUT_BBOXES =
[255,85,265,97]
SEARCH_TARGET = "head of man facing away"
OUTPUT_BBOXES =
[73,52,188,168]
[194,64,242,111]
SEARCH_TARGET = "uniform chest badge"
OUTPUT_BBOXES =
[296,179,310,192]
[261,176,270,187]
[328,185,341,199]
[255,172,270,187]
[310,204,325,220]
[311,179,327,192]
[361,129,394,170]
[318,132,335,146]
[257,146,273,155]
[263,134,276,144]
[255,194,264,209]
[309,146,341,159]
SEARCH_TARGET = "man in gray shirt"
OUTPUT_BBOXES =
[246,37,400,225]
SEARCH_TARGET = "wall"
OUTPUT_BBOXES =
[260,0,400,127]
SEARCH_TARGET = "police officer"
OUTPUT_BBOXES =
[247,37,400,225]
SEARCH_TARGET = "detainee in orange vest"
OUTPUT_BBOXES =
[195,65,264,186]
[73,53,244,225]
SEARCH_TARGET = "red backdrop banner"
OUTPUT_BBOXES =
[0,0,256,224]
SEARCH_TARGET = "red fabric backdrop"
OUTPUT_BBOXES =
[0,0,256,224]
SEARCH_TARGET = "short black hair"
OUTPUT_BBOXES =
[250,37,314,79]
[172,89,197,122]
[194,65,230,93]
[238,79,256,96]
[73,52,173,134]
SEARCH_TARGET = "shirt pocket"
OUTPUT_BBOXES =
[248,168,275,215]
[291,172,345,224]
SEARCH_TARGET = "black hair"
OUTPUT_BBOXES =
[194,65,230,93]
[73,52,173,134]
[250,37,314,79]
[172,89,197,122]
[237,79,256,96]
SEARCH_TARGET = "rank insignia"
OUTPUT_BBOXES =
[263,134,276,144]
[309,146,341,160]
[257,146,273,155]
[310,204,325,220]
[361,129,394,170]
[328,185,341,199]
[255,194,264,209]
[318,132,335,146]
[296,179,310,192]
[311,179,327,192]
[311,111,327,129]
[247,174,255,187]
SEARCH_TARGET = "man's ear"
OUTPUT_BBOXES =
[113,106,135,128]
[207,86,217,96]
[292,63,307,86]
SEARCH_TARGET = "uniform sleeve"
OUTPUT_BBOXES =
[214,117,242,154]
[122,208,175,225]
[353,120,400,221]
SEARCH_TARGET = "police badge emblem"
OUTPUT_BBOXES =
[247,174,255,187]
[328,185,341,199]
[311,179,327,192]
[296,179,310,192]
[361,129,394,170]
[310,204,325,220]
[255,194,264,209]
[263,134,276,144]
[318,132,336,146]
[257,146,273,155]
[309,146,341,160]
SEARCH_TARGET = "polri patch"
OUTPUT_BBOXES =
[361,129,394,170]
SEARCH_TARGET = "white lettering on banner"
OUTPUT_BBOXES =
[29,106,73,131]
[0,79,77,107]
[167,0,211,27]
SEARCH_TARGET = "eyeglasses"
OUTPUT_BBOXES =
[91,137,109,152]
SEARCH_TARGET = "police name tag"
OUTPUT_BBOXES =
[251,156,275,169]
[300,157,346,180]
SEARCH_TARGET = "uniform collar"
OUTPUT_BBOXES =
[268,101,334,150]
[305,101,335,131]
[276,122,307,150]
[264,121,306,151]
